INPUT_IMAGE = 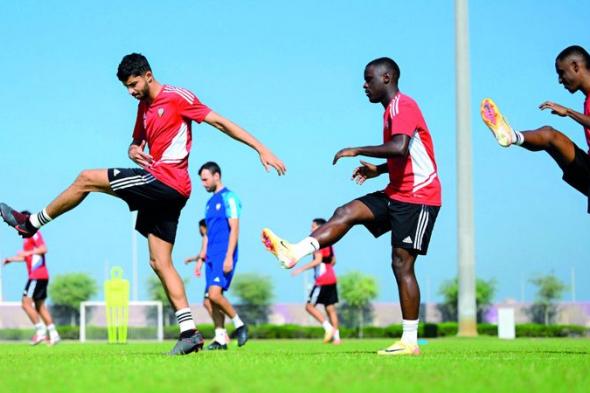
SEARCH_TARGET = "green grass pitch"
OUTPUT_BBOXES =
[0,338,588,393]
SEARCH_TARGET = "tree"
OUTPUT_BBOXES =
[438,277,496,322]
[48,273,98,325]
[146,275,188,325]
[528,273,567,325]
[231,273,274,325]
[338,271,378,338]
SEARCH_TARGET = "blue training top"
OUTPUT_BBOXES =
[205,187,241,260]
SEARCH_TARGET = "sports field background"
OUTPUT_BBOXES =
[1,338,588,393]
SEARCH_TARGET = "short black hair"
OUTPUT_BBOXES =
[199,219,206,228]
[199,161,221,176]
[117,53,152,82]
[21,210,31,215]
[313,218,327,226]
[366,57,401,82]
[556,45,590,69]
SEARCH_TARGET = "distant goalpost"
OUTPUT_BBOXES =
[79,300,164,342]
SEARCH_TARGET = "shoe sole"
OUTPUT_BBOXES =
[0,203,18,227]
[480,98,513,147]
[261,229,295,269]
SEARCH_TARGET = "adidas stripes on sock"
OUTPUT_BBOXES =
[175,308,196,333]
[29,209,52,229]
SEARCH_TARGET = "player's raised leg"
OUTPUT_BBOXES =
[147,234,204,355]
[0,169,113,237]
[262,200,375,269]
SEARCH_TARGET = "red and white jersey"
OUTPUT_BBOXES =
[584,95,590,154]
[133,85,212,197]
[383,92,442,206]
[23,232,49,280]
[313,246,337,286]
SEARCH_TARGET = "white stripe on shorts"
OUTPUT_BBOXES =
[111,174,156,191]
[414,207,430,250]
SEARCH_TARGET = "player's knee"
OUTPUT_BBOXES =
[538,125,560,140]
[391,255,411,275]
[75,170,94,188]
[149,256,171,272]
[21,298,29,309]
[332,204,352,223]
[305,303,315,312]
[208,290,222,304]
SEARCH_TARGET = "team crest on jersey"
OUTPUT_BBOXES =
[216,203,222,210]
[158,108,164,117]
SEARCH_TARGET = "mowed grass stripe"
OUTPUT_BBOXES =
[0,338,588,393]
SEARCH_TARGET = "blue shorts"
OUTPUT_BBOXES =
[204,254,237,293]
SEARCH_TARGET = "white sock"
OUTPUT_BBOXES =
[333,329,340,340]
[293,237,320,261]
[29,209,52,229]
[514,131,525,146]
[47,324,59,337]
[175,308,196,333]
[215,328,227,344]
[322,320,333,331]
[401,319,419,345]
[232,314,244,329]
[35,323,46,336]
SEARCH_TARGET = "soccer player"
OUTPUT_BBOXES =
[3,219,60,345]
[481,45,590,211]
[291,218,341,344]
[262,57,441,356]
[0,53,285,355]
[193,161,248,350]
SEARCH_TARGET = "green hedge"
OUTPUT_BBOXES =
[1,323,587,341]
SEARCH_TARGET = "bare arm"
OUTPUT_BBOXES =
[292,252,323,276]
[539,101,590,129]
[185,234,208,264]
[3,245,47,265]
[223,218,239,273]
[332,134,411,165]
[203,111,286,175]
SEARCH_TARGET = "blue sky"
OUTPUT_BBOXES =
[0,0,588,305]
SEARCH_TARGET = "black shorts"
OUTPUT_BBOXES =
[356,191,440,255]
[23,279,48,301]
[307,284,338,306]
[108,168,188,244]
[561,144,590,212]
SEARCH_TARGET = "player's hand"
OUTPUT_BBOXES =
[352,160,379,185]
[129,141,154,168]
[223,257,234,274]
[259,148,287,176]
[333,148,358,165]
[539,101,568,117]
[2,258,10,265]
[194,260,203,277]
[184,257,194,265]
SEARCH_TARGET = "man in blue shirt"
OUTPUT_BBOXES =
[198,161,247,349]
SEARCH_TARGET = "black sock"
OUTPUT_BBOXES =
[180,329,196,339]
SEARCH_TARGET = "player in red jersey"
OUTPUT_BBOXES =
[481,45,590,212]
[292,218,341,344]
[262,57,441,356]
[0,53,286,355]
[3,218,60,345]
